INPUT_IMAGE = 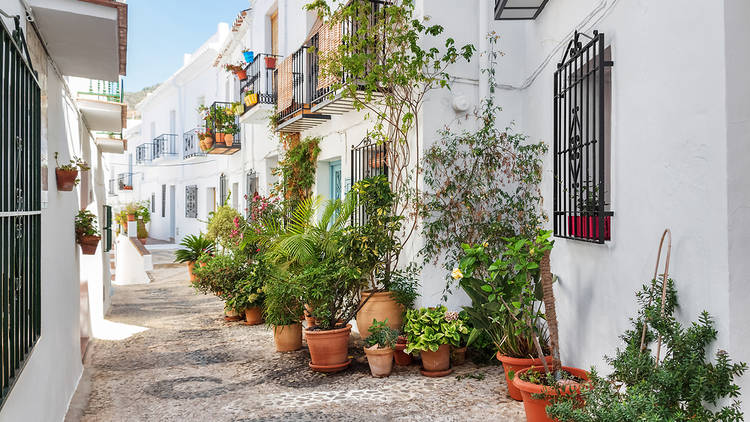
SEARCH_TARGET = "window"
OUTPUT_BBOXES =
[161,184,166,218]
[151,193,155,212]
[270,9,279,56]
[207,187,216,217]
[553,31,613,243]
[219,174,228,206]
[351,137,388,226]
[185,185,198,218]
[0,19,42,404]
[245,170,258,217]
[232,182,239,210]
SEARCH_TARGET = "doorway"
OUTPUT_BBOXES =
[169,185,176,242]
[329,160,342,201]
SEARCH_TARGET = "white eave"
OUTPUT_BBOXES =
[78,97,125,131]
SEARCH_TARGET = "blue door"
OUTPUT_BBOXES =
[330,161,342,201]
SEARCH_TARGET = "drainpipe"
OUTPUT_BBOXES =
[478,0,489,102]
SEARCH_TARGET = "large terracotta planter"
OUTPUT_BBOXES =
[305,324,352,373]
[356,291,403,338]
[244,306,263,325]
[78,235,100,255]
[187,261,196,282]
[364,345,394,377]
[273,323,302,352]
[394,336,412,366]
[420,343,451,375]
[55,168,78,191]
[498,353,556,401]
[513,366,589,422]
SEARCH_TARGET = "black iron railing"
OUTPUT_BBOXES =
[351,137,388,226]
[205,102,241,150]
[240,53,281,113]
[0,15,42,408]
[553,31,613,243]
[183,128,205,159]
[136,143,152,164]
[152,134,179,159]
[274,46,310,123]
[117,172,133,190]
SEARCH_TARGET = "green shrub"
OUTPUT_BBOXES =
[191,253,249,308]
[263,270,304,327]
[403,306,468,354]
[365,319,399,349]
[207,205,244,250]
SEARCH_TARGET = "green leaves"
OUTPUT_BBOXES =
[403,306,468,354]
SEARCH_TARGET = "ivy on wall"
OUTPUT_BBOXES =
[273,135,322,204]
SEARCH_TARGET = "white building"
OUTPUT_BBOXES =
[106,0,750,411]
[0,0,127,419]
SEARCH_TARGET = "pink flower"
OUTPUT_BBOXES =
[233,217,240,228]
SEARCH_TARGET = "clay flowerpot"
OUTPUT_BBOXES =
[215,132,226,144]
[138,237,148,245]
[78,235,100,255]
[187,261,196,282]
[420,343,451,376]
[55,168,78,191]
[356,291,403,339]
[235,69,248,80]
[305,324,352,373]
[513,366,589,422]
[303,304,317,328]
[225,308,242,321]
[244,306,263,325]
[498,353,556,401]
[273,323,302,352]
[451,346,467,366]
[393,336,412,366]
[364,345,394,377]
[265,56,277,69]
[225,134,234,147]
[127,213,136,222]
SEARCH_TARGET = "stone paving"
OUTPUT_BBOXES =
[66,264,526,422]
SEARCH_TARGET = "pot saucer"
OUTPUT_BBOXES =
[309,359,352,373]
[242,321,263,326]
[420,368,453,377]
[224,315,242,322]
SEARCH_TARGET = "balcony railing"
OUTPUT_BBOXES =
[117,172,133,190]
[136,143,153,164]
[275,46,309,123]
[240,53,281,114]
[183,128,206,159]
[152,134,179,160]
[204,102,241,155]
[77,79,123,103]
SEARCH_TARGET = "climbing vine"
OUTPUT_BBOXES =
[273,135,321,204]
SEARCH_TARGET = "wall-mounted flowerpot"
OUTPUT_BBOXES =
[364,345,394,377]
[393,336,412,366]
[420,343,451,377]
[497,353,556,401]
[567,215,611,241]
[55,168,78,191]
[245,93,259,106]
[127,213,136,222]
[235,69,248,80]
[78,235,101,255]
[273,323,302,352]
[243,51,254,63]
[265,56,277,69]
[224,134,234,147]
[122,186,133,191]
[356,291,403,339]
[451,346,467,366]
[305,324,352,373]
[513,366,589,422]
[244,306,263,325]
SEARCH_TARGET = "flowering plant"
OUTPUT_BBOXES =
[245,193,283,234]
[403,306,468,354]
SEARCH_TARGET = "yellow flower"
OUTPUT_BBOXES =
[451,268,463,280]
[482,242,489,248]
[530,248,535,255]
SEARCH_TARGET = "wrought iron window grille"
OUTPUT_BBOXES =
[350,136,388,226]
[185,185,198,219]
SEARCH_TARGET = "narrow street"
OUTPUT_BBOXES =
[65,258,525,422]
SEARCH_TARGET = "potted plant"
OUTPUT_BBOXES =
[568,179,610,241]
[451,311,471,366]
[75,209,100,255]
[224,62,247,80]
[136,202,150,244]
[458,240,552,401]
[393,334,412,366]
[403,306,468,377]
[192,253,250,321]
[263,270,304,352]
[363,319,398,377]
[242,49,254,63]
[264,55,277,69]
[124,202,138,222]
[198,131,214,151]
[244,90,259,107]
[174,233,215,282]
[233,257,267,325]
[54,152,90,191]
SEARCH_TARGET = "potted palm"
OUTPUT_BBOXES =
[363,319,398,377]
[75,209,100,255]
[54,152,90,191]
[174,234,215,281]
[403,306,468,377]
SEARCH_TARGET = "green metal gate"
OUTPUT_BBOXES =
[0,15,42,407]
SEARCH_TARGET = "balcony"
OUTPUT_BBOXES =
[94,131,126,154]
[136,143,153,164]
[183,128,207,159]
[204,102,241,155]
[76,79,127,132]
[117,172,133,191]
[273,47,331,133]
[152,134,179,160]
[239,53,281,124]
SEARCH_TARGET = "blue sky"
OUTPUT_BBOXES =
[125,0,250,92]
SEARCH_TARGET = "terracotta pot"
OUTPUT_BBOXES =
[364,345,394,377]
[138,237,147,245]
[305,324,351,372]
[235,69,248,80]
[225,134,234,147]
[265,56,277,69]
[187,261,196,282]
[224,308,242,321]
[127,213,135,222]
[78,235,100,255]
[273,323,302,352]
[356,291,403,339]
[420,343,450,372]
[244,306,263,325]
[451,346,467,366]
[513,366,589,422]
[393,336,412,366]
[498,353,556,401]
[55,168,78,191]
[215,132,226,144]
[303,304,317,328]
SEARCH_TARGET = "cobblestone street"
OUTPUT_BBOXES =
[65,263,525,422]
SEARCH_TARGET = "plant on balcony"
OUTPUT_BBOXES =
[54,151,90,191]
[567,178,611,241]
[403,306,468,377]
[242,49,254,63]
[305,0,476,286]
[243,89,258,107]
[75,209,100,255]
[546,279,747,422]
[175,233,216,282]
[224,62,247,80]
